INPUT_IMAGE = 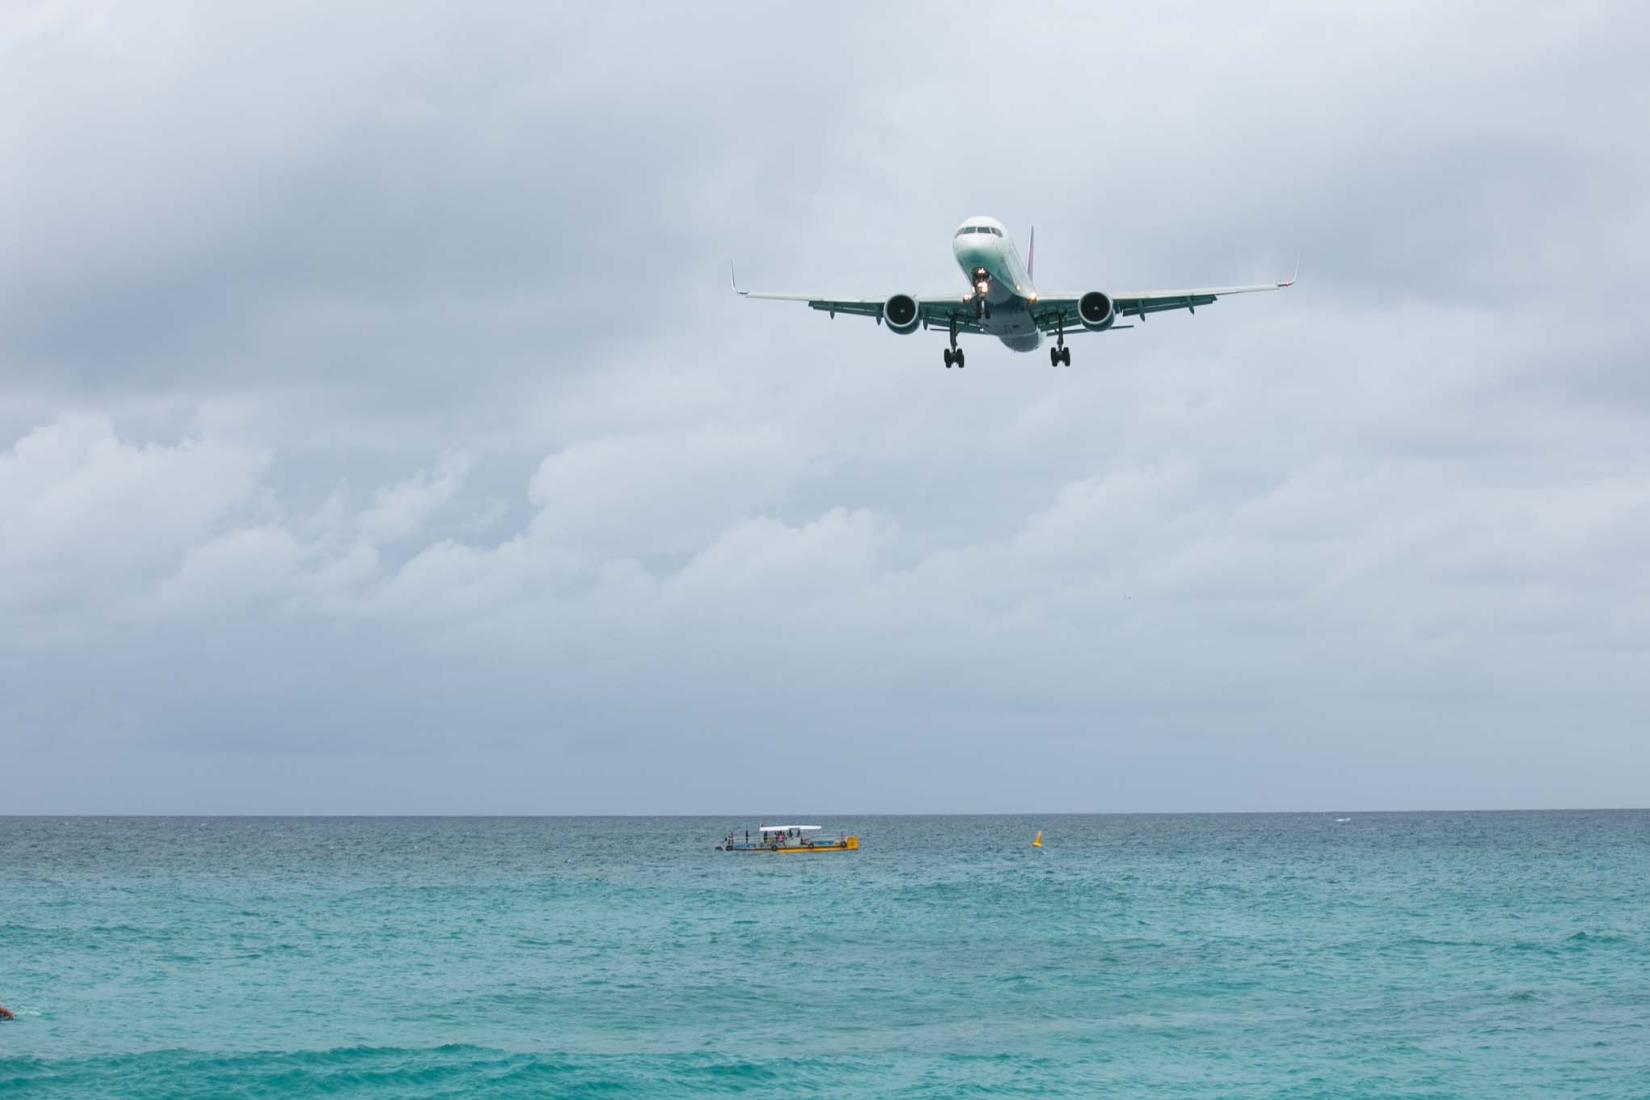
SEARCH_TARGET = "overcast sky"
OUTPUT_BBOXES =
[4,2,1649,813]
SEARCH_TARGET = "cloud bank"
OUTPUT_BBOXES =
[3,2,1648,811]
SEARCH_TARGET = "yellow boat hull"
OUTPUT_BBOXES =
[729,836,859,853]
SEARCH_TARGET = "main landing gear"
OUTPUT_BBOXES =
[1050,317,1071,366]
[943,319,965,368]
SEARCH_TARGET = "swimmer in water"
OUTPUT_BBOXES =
[0,1004,14,1021]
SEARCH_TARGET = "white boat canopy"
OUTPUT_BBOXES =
[758,825,821,832]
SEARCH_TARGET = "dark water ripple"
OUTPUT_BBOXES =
[2,812,1648,1097]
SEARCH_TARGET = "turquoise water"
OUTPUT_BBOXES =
[3,813,1648,1097]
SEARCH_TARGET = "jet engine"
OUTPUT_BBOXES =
[1079,291,1115,331]
[882,293,921,335]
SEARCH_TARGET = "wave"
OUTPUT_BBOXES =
[0,1045,867,1099]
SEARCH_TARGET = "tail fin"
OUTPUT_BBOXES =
[1027,226,1035,281]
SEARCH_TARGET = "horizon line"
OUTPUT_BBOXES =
[3,806,1646,819]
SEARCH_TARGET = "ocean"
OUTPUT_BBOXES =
[2,813,1647,1097]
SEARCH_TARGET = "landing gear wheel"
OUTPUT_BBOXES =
[954,349,965,368]
[943,348,954,368]
[1059,347,1072,367]
[1050,347,1061,367]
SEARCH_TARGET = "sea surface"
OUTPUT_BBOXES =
[2,813,1647,1097]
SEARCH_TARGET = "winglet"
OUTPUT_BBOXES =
[730,261,747,295]
[1027,225,1035,281]
[1280,258,1299,288]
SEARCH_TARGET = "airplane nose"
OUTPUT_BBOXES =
[952,239,988,267]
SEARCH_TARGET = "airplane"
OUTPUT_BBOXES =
[733,216,1293,368]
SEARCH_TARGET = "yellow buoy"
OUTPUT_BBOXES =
[1032,830,1042,848]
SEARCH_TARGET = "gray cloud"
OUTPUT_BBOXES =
[3,2,1649,812]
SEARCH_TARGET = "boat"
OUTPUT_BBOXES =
[717,824,859,853]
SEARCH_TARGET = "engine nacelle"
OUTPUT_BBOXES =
[882,293,921,335]
[1079,291,1115,331]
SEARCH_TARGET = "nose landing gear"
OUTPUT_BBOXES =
[970,269,992,321]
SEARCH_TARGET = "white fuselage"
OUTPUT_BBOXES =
[951,216,1041,352]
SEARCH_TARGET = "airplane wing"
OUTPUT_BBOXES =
[733,291,985,332]
[1031,276,1294,336]
[731,266,986,332]
[732,264,1294,338]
